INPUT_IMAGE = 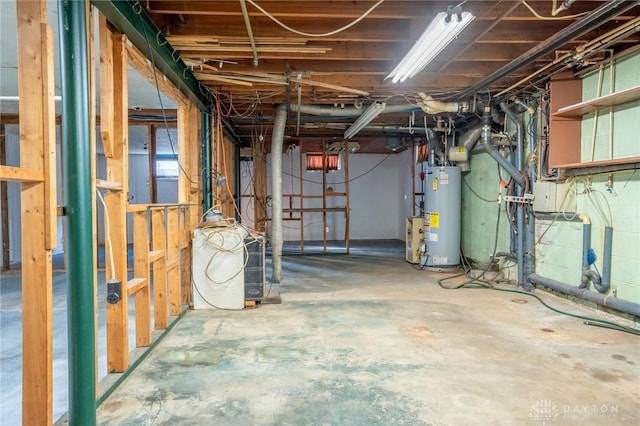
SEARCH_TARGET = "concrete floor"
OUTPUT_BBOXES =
[92,253,639,425]
[0,270,138,425]
[2,242,639,425]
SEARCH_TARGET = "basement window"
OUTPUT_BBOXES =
[156,155,179,178]
[306,153,341,171]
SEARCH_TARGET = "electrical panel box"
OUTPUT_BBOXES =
[244,234,266,302]
[406,217,424,264]
[533,181,576,213]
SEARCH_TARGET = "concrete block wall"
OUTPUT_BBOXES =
[536,51,640,303]
[460,153,511,266]
[463,50,640,305]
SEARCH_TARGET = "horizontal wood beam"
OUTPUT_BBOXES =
[0,165,45,183]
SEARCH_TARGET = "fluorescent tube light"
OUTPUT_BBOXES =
[344,102,386,139]
[386,11,475,83]
[0,95,62,101]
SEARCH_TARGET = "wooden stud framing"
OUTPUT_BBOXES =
[125,43,189,108]
[151,208,168,329]
[281,141,351,254]
[99,18,130,372]
[16,1,55,423]
[0,124,9,270]
[0,166,45,182]
[167,206,181,315]
[177,106,191,207]
[189,108,202,228]
[132,210,151,346]
[177,106,193,311]
[180,205,193,307]
[252,137,267,234]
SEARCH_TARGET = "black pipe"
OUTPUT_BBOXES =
[528,273,640,318]
[454,0,640,100]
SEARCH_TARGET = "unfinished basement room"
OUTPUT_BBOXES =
[1,0,639,425]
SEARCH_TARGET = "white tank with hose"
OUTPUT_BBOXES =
[192,224,249,310]
[422,166,461,270]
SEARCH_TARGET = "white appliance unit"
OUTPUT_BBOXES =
[192,226,248,310]
[406,217,424,264]
[423,166,461,270]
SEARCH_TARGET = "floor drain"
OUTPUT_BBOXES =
[510,298,528,304]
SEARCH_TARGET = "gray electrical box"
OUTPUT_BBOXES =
[533,181,576,213]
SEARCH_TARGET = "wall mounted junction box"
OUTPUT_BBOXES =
[533,181,576,213]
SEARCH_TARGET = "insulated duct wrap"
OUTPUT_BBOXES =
[270,105,287,282]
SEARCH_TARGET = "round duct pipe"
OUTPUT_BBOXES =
[385,134,404,151]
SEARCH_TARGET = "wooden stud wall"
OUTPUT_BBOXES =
[188,107,202,229]
[211,117,237,219]
[131,210,152,347]
[2,6,204,420]
[11,2,56,423]
[252,137,268,234]
[100,18,130,373]
[0,124,9,270]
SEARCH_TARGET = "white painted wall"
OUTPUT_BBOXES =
[261,150,414,242]
[156,178,178,204]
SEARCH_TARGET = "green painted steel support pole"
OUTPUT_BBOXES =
[58,1,97,424]
[235,143,241,221]
[202,110,212,212]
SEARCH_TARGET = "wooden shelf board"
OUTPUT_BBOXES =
[553,86,640,118]
[554,156,640,170]
[283,207,346,213]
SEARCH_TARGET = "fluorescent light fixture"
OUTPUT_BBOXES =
[0,95,62,101]
[344,102,386,139]
[386,11,475,83]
